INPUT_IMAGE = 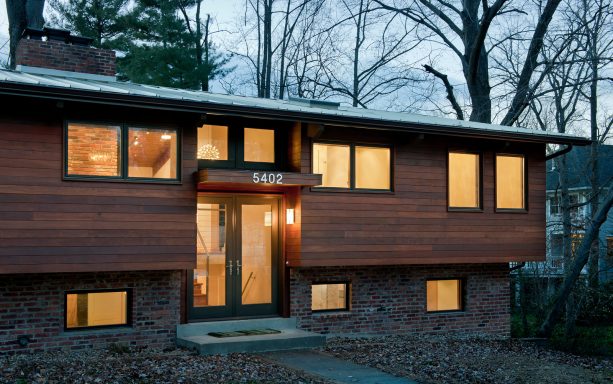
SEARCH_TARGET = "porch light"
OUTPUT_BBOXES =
[264,211,272,227]
[286,208,295,225]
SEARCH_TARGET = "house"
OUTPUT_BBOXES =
[0,28,590,354]
[544,145,613,281]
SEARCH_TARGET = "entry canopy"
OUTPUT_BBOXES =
[198,169,322,190]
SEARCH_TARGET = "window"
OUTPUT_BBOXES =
[65,290,131,329]
[426,279,462,312]
[496,154,525,210]
[67,123,121,177]
[128,127,177,179]
[312,283,349,311]
[65,122,180,181]
[312,143,391,191]
[244,128,275,163]
[549,196,560,215]
[197,124,228,160]
[448,151,480,209]
[355,146,391,189]
[550,234,563,256]
[313,143,350,188]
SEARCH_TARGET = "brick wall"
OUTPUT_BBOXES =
[0,271,181,354]
[290,264,510,336]
[16,38,116,77]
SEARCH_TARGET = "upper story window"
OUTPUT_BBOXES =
[65,122,179,182]
[197,123,280,170]
[496,154,526,210]
[448,151,481,209]
[312,142,391,191]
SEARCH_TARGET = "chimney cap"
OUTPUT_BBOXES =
[21,28,45,40]
[43,27,71,42]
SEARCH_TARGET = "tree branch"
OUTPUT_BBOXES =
[423,64,464,120]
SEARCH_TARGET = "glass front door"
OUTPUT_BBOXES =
[189,195,279,319]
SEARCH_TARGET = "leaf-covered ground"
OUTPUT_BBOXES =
[0,348,329,384]
[324,334,613,384]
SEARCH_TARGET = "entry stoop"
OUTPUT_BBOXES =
[176,317,326,355]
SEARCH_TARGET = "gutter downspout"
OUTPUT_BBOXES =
[545,144,573,161]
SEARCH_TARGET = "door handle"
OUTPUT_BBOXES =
[236,260,242,275]
[226,260,233,276]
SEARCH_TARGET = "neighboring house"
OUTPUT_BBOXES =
[0,28,589,354]
[544,145,613,281]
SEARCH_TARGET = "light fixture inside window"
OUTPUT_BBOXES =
[197,144,221,160]
[161,132,172,140]
[286,208,295,225]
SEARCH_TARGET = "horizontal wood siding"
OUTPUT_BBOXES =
[0,99,197,273]
[294,126,546,266]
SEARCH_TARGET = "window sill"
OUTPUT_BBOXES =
[312,310,352,318]
[63,176,182,185]
[495,208,528,214]
[62,326,134,336]
[426,310,464,315]
[447,207,483,213]
[310,187,394,194]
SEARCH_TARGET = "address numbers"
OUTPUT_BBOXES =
[253,172,283,184]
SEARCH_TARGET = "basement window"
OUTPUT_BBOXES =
[426,279,463,312]
[65,289,132,330]
[312,283,349,312]
[65,122,180,182]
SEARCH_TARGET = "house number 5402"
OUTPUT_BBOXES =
[252,172,283,184]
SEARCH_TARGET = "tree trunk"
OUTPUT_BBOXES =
[6,0,45,69]
[588,47,600,288]
[537,185,613,338]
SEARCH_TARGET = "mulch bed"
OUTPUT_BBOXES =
[0,347,329,384]
[323,334,613,384]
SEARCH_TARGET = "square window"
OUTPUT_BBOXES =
[448,152,480,208]
[244,128,275,163]
[496,154,525,210]
[128,127,178,179]
[312,283,349,311]
[198,125,228,160]
[355,146,391,189]
[426,279,462,312]
[66,123,121,177]
[66,290,130,329]
[313,143,351,188]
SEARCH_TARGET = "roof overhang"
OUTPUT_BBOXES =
[0,80,592,146]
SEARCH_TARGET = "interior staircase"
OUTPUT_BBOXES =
[176,317,326,355]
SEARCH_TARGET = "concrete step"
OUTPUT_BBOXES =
[176,317,325,355]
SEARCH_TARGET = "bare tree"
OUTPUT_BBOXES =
[375,0,568,124]
[307,0,424,108]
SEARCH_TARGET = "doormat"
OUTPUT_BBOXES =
[208,329,282,338]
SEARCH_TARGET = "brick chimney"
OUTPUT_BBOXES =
[15,27,116,80]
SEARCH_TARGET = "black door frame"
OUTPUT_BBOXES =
[188,193,281,321]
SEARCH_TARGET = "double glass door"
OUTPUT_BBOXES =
[189,195,279,319]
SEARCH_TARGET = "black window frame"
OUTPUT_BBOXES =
[64,121,181,183]
[197,119,286,171]
[311,140,394,193]
[425,278,465,313]
[494,153,528,213]
[311,282,351,313]
[64,288,133,331]
[447,149,483,212]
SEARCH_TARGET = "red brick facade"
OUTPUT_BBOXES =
[290,264,510,336]
[0,271,181,354]
[16,38,116,77]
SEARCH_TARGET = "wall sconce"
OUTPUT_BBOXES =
[286,208,295,225]
[264,212,272,227]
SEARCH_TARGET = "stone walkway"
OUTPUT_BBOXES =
[261,349,418,384]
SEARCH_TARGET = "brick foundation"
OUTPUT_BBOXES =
[0,270,181,354]
[290,264,510,336]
